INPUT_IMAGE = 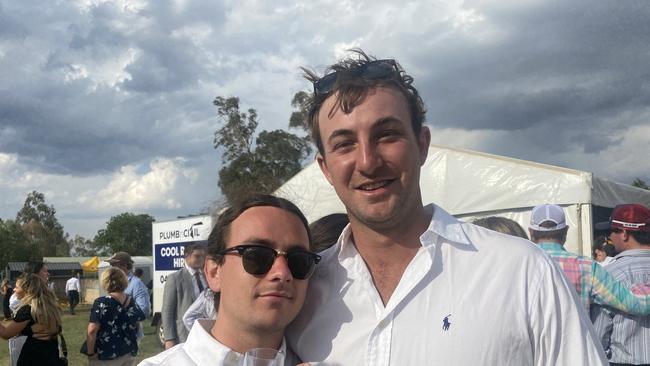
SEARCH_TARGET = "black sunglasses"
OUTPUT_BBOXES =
[313,59,399,96]
[218,244,321,280]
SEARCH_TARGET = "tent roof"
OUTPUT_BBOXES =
[44,256,108,264]
[276,144,650,222]
[6,261,81,272]
[97,256,152,269]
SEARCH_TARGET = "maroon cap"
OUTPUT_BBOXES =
[595,204,650,232]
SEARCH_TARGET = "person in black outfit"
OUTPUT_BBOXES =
[85,266,146,365]
[0,273,64,366]
[2,279,13,319]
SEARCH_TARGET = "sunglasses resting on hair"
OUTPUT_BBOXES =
[217,244,321,280]
[313,59,398,96]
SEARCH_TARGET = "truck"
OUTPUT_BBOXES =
[151,215,213,346]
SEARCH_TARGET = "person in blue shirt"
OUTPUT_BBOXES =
[107,252,151,341]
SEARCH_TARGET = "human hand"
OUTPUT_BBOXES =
[164,340,176,349]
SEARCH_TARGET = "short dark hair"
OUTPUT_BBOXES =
[472,216,529,240]
[529,222,568,244]
[592,235,617,258]
[309,213,349,252]
[207,194,312,264]
[629,230,650,245]
[184,243,205,257]
[302,49,426,156]
[134,268,144,277]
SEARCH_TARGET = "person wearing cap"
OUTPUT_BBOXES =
[108,252,151,340]
[591,203,650,366]
[139,194,315,366]
[528,204,650,315]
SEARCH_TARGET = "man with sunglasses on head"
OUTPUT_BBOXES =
[286,50,607,365]
[592,204,650,366]
[139,194,320,366]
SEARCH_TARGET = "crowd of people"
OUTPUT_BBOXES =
[147,50,649,366]
[0,253,151,365]
[1,50,649,365]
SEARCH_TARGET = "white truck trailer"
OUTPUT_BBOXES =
[151,215,212,345]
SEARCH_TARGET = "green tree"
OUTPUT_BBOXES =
[213,96,258,162]
[0,219,31,269]
[289,90,311,132]
[94,213,154,256]
[632,178,649,190]
[15,191,69,258]
[68,235,96,256]
[214,96,312,204]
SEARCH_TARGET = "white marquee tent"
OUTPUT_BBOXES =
[275,144,650,255]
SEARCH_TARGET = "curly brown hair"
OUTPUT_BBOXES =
[301,49,426,156]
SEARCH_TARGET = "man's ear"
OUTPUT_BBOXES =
[317,153,334,185]
[417,126,431,166]
[204,258,221,293]
[622,230,630,242]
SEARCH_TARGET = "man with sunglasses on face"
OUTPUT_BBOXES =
[139,194,320,366]
[286,50,607,365]
[592,204,650,366]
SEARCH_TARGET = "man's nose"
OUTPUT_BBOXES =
[267,255,293,282]
[356,141,382,174]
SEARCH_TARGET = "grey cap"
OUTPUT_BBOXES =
[529,204,567,231]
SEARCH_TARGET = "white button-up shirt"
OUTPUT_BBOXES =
[287,204,607,365]
[186,264,207,299]
[65,276,80,292]
[139,319,299,366]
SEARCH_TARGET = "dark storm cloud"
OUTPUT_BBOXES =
[0,0,309,179]
[120,42,203,93]
[117,1,229,93]
[417,0,650,147]
[0,1,230,175]
[1,84,145,174]
[2,0,649,239]
[1,0,648,180]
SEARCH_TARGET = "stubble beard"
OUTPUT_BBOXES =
[348,188,422,234]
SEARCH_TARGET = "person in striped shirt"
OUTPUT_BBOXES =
[527,204,650,316]
[591,203,650,366]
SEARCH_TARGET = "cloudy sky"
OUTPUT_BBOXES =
[1,0,649,239]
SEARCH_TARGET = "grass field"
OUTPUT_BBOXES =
[0,304,163,365]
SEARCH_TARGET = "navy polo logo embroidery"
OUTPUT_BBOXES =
[442,314,451,331]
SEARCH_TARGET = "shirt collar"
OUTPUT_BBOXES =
[185,264,198,276]
[335,203,472,261]
[420,203,471,247]
[183,319,287,366]
[614,248,650,260]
